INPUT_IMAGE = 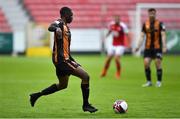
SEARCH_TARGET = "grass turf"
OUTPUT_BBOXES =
[0,55,180,118]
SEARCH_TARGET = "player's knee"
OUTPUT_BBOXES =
[108,56,113,61]
[57,83,68,90]
[84,74,90,82]
[156,64,161,69]
[155,60,162,69]
[144,61,150,68]
[61,85,68,90]
[144,65,149,69]
[115,57,120,62]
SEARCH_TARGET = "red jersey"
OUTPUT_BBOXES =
[109,21,128,46]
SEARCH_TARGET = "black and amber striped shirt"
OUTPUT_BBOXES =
[51,19,72,64]
[142,19,166,50]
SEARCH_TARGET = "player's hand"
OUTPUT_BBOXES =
[56,28,62,39]
[162,47,167,53]
[71,60,77,65]
[134,47,140,52]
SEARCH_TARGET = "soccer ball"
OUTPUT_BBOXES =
[113,100,128,113]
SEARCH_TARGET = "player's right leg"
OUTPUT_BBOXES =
[101,45,114,77]
[29,65,70,107]
[142,57,153,87]
[101,55,113,77]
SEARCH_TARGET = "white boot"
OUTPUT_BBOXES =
[142,81,152,87]
[156,81,162,87]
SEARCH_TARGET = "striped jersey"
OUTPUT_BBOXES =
[52,19,71,64]
[142,19,166,50]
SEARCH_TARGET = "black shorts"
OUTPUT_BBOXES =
[55,60,80,76]
[144,49,162,59]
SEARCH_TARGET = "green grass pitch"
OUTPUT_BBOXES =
[0,55,180,118]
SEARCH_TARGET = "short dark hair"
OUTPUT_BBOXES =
[60,7,72,17]
[148,8,156,12]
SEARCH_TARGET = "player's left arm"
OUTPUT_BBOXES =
[160,22,167,53]
[125,32,131,48]
[121,22,131,48]
[161,31,167,53]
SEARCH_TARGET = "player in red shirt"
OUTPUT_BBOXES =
[101,15,129,79]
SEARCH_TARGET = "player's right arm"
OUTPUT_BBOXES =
[135,32,145,52]
[102,30,111,43]
[104,22,112,41]
[106,30,111,38]
[135,23,145,52]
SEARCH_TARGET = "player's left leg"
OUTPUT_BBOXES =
[71,66,98,113]
[101,45,114,77]
[155,58,162,87]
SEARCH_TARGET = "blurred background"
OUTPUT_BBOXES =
[0,0,180,56]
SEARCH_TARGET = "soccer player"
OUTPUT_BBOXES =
[101,15,129,79]
[135,8,167,87]
[29,7,98,113]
